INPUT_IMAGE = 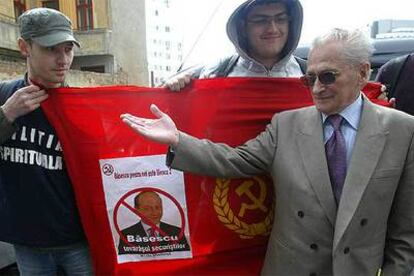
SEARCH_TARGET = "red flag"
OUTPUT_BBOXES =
[41,78,386,275]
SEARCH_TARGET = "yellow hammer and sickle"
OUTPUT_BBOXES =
[236,177,268,218]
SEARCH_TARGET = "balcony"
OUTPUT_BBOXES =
[74,28,113,56]
[0,14,19,52]
[0,13,113,59]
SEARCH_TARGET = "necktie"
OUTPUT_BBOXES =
[147,228,157,237]
[325,114,347,204]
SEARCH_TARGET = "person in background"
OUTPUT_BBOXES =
[375,53,414,115]
[164,0,305,91]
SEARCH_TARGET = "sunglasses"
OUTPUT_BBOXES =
[300,71,340,88]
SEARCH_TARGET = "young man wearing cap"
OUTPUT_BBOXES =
[0,8,93,275]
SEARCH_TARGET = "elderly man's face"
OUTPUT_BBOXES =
[244,2,289,66]
[306,41,368,115]
[136,192,163,225]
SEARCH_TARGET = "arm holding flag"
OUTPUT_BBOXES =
[121,103,276,178]
[0,84,48,143]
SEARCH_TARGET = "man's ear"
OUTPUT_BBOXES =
[18,38,30,58]
[358,62,371,86]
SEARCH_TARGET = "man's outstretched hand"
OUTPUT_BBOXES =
[121,104,179,146]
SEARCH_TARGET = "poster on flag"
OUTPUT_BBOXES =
[99,155,192,262]
[41,78,387,275]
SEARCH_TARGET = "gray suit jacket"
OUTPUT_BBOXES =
[171,97,414,276]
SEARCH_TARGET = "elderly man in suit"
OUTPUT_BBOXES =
[121,28,414,275]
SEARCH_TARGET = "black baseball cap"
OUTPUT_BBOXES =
[18,8,80,47]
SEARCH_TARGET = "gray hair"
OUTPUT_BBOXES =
[311,28,373,67]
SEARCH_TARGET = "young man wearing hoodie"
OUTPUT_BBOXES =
[164,0,305,91]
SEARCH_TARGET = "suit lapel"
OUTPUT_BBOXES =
[297,107,337,226]
[333,98,388,251]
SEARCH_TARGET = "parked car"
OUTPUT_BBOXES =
[0,242,16,274]
[294,37,414,80]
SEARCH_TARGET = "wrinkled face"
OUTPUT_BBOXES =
[306,41,369,115]
[136,192,163,225]
[244,2,289,66]
[19,39,74,88]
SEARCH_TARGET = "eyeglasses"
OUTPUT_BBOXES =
[246,14,291,27]
[300,71,340,87]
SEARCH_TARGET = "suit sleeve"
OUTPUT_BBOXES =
[382,131,414,275]
[170,114,278,178]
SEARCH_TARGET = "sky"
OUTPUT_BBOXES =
[172,0,414,67]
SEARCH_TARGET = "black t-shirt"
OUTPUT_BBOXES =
[0,78,86,247]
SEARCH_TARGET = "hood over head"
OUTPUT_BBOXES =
[226,0,303,66]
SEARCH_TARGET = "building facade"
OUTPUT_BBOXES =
[146,0,184,87]
[0,0,148,85]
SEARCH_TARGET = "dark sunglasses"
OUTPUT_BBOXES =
[300,71,340,87]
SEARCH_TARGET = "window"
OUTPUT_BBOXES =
[81,65,105,73]
[77,0,94,30]
[155,10,159,16]
[14,0,26,19]
[42,0,59,10]
[165,26,170,32]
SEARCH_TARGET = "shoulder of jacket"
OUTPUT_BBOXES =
[271,106,315,126]
[206,54,240,77]
[382,54,410,72]
[0,78,25,91]
[293,55,307,73]
[0,78,25,104]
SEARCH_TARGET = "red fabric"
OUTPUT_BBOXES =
[41,78,387,275]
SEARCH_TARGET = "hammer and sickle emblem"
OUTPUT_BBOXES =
[236,177,267,218]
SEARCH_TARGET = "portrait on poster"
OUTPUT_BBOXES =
[99,155,192,263]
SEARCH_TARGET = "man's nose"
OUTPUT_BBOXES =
[312,79,325,94]
[57,52,70,65]
[266,20,281,32]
